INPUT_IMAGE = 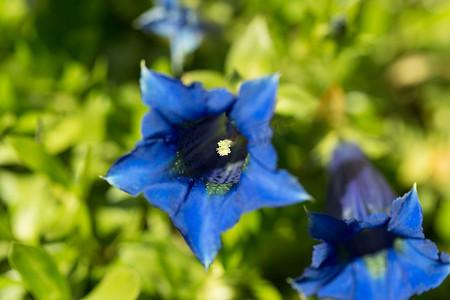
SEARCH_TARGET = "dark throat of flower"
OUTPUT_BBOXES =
[175,113,249,192]
[338,228,396,260]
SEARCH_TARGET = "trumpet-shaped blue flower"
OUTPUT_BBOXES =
[104,64,310,268]
[134,0,204,73]
[292,143,450,299]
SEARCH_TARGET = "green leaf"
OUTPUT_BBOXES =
[181,70,228,89]
[7,136,71,188]
[276,83,318,120]
[0,207,13,241]
[225,16,277,78]
[250,278,283,300]
[42,114,83,154]
[80,93,110,143]
[82,266,140,300]
[8,243,71,300]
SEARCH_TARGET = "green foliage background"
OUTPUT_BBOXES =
[1,0,450,299]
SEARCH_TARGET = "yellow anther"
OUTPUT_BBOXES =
[216,139,233,156]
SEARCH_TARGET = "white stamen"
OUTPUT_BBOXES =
[216,139,233,156]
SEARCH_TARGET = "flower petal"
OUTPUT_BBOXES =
[407,238,440,260]
[328,142,365,173]
[385,248,413,299]
[230,74,279,140]
[327,142,396,220]
[170,26,203,73]
[352,249,416,300]
[388,186,424,238]
[140,108,178,142]
[360,213,390,229]
[104,140,177,196]
[134,7,175,38]
[169,183,221,268]
[204,88,235,115]
[237,157,310,212]
[144,180,246,268]
[143,180,190,216]
[167,182,247,268]
[351,254,390,300]
[246,125,278,170]
[140,66,207,125]
[392,238,450,296]
[317,263,355,299]
[307,212,359,243]
[311,243,335,268]
[215,188,245,233]
[291,264,343,297]
[157,0,179,10]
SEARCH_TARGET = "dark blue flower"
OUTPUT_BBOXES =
[325,143,396,220]
[134,0,204,73]
[291,143,450,299]
[104,64,311,268]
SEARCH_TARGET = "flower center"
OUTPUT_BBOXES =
[338,228,396,259]
[177,114,248,185]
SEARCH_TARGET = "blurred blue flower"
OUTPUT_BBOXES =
[292,143,450,299]
[104,64,310,268]
[325,143,396,220]
[134,0,204,74]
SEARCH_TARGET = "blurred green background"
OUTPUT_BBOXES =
[1,0,450,299]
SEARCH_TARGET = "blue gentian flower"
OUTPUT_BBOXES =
[104,64,311,268]
[292,143,450,299]
[134,0,204,74]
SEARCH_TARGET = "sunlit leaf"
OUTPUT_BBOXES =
[7,136,72,188]
[225,16,277,78]
[81,93,111,143]
[9,243,71,300]
[251,278,283,300]
[43,115,83,154]
[82,266,140,300]
[276,83,318,120]
[182,70,228,89]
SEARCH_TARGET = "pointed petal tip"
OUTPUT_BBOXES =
[272,72,281,81]
[102,175,120,191]
[286,277,297,290]
[402,184,420,203]
[140,61,162,82]
[202,259,213,271]
[102,174,140,197]
[290,186,313,205]
[100,174,113,187]
[139,62,150,93]
[303,205,309,214]
[238,72,281,93]
[301,192,314,202]
[294,193,313,208]
[140,59,147,69]
[101,174,112,184]
[388,184,424,238]
[259,72,281,86]
[259,72,281,84]
[197,249,218,271]
[140,62,172,81]
[305,207,318,221]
